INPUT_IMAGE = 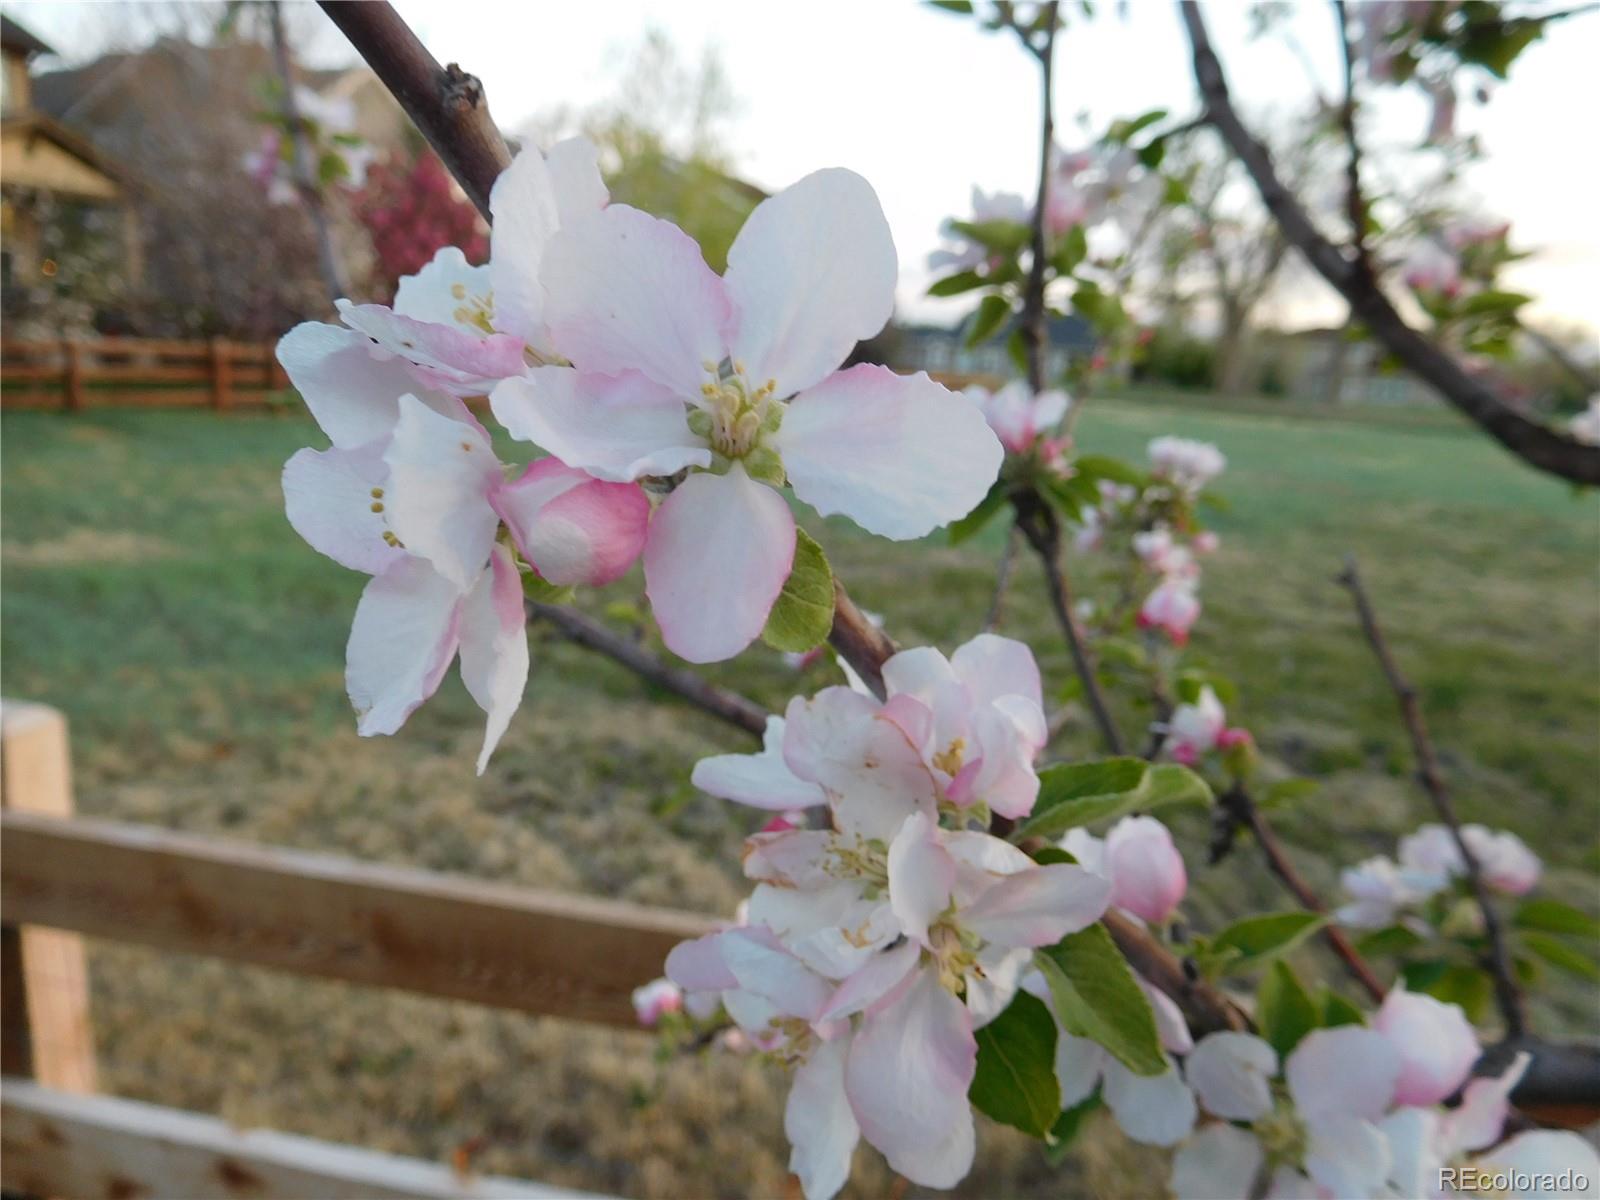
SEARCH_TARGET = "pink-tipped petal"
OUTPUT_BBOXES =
[277,322,459,449]
[962,862,1110,949]
[456,546,529,774]
[778,366,1004,540]
[644,465,796,663]
[817,940,921,1024]
[1373,985,1480,1108]
[494,458,650,587]
[1104,816,1188,925]
[845,968,977,1189]
[337,300,526,395]
[543,204,731,395]
[725,168,897,397]
[951,633,1043,713]
[692,715,828,813]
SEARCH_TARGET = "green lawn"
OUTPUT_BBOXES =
[2,402,1596,1198]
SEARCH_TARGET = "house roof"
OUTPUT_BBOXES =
[1,14,55,59]
[1,112,131,193]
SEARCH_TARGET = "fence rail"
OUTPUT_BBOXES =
[0,701,681,1198]
[0,336,288,411]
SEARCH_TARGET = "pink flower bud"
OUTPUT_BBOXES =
[1193,530,1220,555]
[1216,727,1252,751]
[492,458,650,587]
[1139,579,1201,645]
[1104,816,1187,924]
[631,977,684,1028]
[1461,826,1542,895]
[1374,985,1479,1106]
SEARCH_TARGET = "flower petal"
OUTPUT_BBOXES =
[345,557,462,737]
[1447,1051,1529,1153]
[962,863,1110,949]
[382,395,502,590]
[393,245,492,333]
[951,633,1043,712]
[277,322,461,448]
[845,968,976,1189]
[1170,1125,1262,1200]
[1287,1025,1400,1121]
[644,464,796,663]
[1101,1058,1197,1147]
[337,300,526,396]
[456,545,529,774]
[777,366,1004,540]
[1373,984,1480,1108]
[545,136,609,225]
[817,939,921,1024]
[664,931,737,993]
[489,145,562,348]
[743,830,837,889]
[1185,1031,1277,1121]
[493,458,650,587]
[1053,1031,1108,1108]
[786,1036,860,1200]
[1304,1113,1392,1199]
[1378,1106,1443,1199]
[543,203,731,394]
[490,367,710,482]
[1477,1130,1600,1196]
[692,715,828,812]
[782,689,938,841]
[282,443,404,574]
[725,168,896,396]
[1139,975,1193,1055]
[720,927,832,1020]
[887,811,957,947]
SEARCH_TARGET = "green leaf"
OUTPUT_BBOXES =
[1006,328,1029,374]
[927,269,987,297]
[1356,925,1426,958]
[521,571,575,605]
[1458,289,1531,317]
[1257,961,1317,1057]
[949,218,1031,254]
[969,990,1061,1138]
[1136,139,1167,170]
[1033,846,1076,866]
[1044,1093,1103,1165]
[1319,987,1368,1029]
[1015,759,1210,842]
[761,529,834,653]
[1014,758,1149,840]
[1260,778,1320,811]
[1072,454,1146,488]
[1412,963,1495,1020]
[1108,108,1169,143]
[927,0,975,12]
[966,294,1013,348]
[1522,932,1600,982]
[948,481,1011,545]
[1513,899,1600,940]
[1050,224,1089,276]
[1036,925,1166,1076]
[1207,912,1327,976]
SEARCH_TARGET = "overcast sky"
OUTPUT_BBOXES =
[11,0,1598,334]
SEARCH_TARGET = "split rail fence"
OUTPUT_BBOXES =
[0,337,289,412]
[0,699,712,1198]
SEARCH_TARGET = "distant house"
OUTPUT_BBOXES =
[895,310,1096,382]
[1273,327,1442,406]
[1,15,137,295]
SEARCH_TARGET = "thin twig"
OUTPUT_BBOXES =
[1216,785,1387,1003]
[1103,910,1251,1036]
[983,524,1021,633]
[1335,556,1527,1035]
[1331,0,1371,271]
[316,1,510,220]
[528,602,766,739]
[1178,1,1600,486]
[1016,2,1058,396]
[269,0,345,297]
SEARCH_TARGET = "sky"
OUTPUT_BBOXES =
[10,0,1598,334]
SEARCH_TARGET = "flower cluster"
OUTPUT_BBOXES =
[244,86,374,206]
[278,139,1003,766]
[664,634,1113,1198]
[965,380,1071,462]
[1045,141,1164,240]
[1161,685,1251,768]
[1168,987,1599,1199]
[1337,823,1542,930]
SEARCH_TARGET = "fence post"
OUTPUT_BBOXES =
[0,702,98,1093]
[60,341,83,413]
[208,338,233,411]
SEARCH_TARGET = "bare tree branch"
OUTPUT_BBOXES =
[528,602,767,739]
[1335,556,1527,1036]
[1331,0,1372,269]
[1178,1,1600,486]
[317,1,510,220]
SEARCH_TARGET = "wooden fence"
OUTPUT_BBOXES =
[0,337,289,412]
[0,700,710,1198]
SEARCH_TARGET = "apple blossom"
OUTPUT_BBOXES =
[1165,685,1226,765]
[631,977,683,1027]
[1061,814,1187,925]
[1175,1025,1402,1199]
[1148,435,1227,493]
[928,184,1032,272]
[1401,823,1542,896]
[1138,576,1201,645]
[1335,854,1445,928]
[1402,242,1463,298]
[491,168,1003,663]
[1373,984,1480,1107]
[1193,530,1220,555]
[965,381,1071,454]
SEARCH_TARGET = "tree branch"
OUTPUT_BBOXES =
[1332,0,1372,269]
[316,1,510,220]
[269,0,345,297]
[1178,1,1600,486]
[527,602,766,739]
[1335,556,1527,1036]
[827,582,898,700]
[1216,785,1387,1002]
[1103,910,1251,1035]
